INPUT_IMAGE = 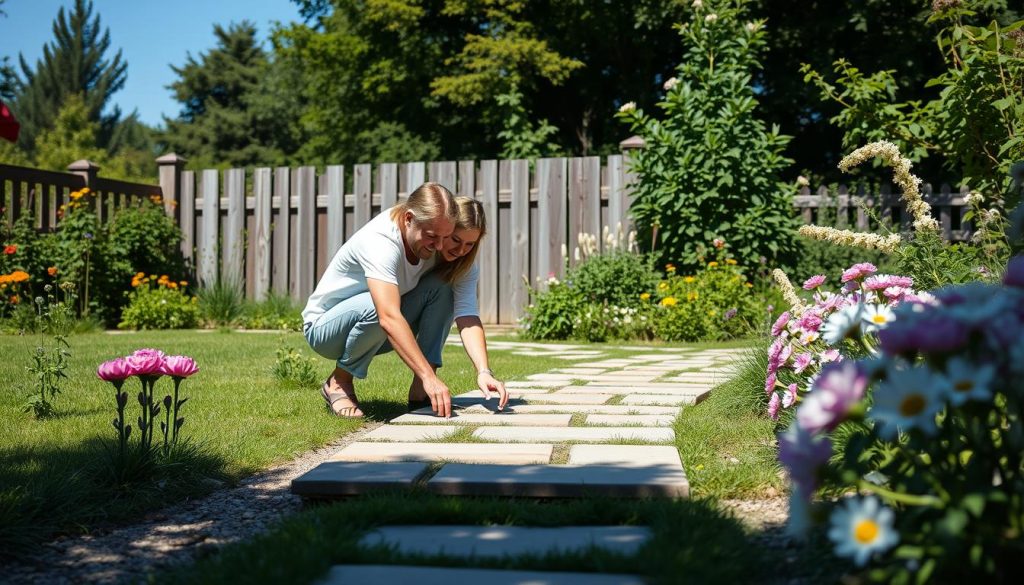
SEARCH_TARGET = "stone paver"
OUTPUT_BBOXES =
[362,425,463,442]
[359,525,651,558]
[460,403,679,415]
[567,445,682,467]
[584,414,676,427]
[620,394,699,406]
[390,413,572,426]
[554,385,710,396]
[520,393,615,404]
[318,565,645,585]
[427,462,688,498]
[291,462,430,497]
[329,442,553,464]
[474,426,674,443]
[506,380,566,388]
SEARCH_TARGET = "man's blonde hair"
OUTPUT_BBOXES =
[389,182,458,226]
[436,196,487,284]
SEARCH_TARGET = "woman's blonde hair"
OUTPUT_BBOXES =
[436,196,486,284]
[389,182,458,226]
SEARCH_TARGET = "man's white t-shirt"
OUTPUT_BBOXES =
[302,208,479,326]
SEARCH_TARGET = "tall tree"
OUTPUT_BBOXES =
[161,22,297,168]
[8,0,127,153]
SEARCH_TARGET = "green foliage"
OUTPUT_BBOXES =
[197,279,246,327]
[495,87,560,160]
[271,340,320,386]
[519,279,584,340]
[651,257,763,342]
[570,304,655,343]
[119,283,199,330]
[618,0,801,271]
[24,295,71,418]
[802,3,1024,205]
[238,292,302,331]
[567,250,661,308]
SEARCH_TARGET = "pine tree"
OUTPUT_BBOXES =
[9,0,127,153]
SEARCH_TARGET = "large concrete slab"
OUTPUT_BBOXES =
[427,463,689,498]
[474,426,674,443]
[461,403,680,415]
[318,565,645,585]
[329,442,553,464]
[362,425,463,442]
[506,380,566,388]
[567,445,682,467]
[390,413,572,426]
[620,394,699,406]
[522,393,615,405]
[551,368,610,375]
[584,414,676,427]
[359,525,651,558]
[291,461,428,497]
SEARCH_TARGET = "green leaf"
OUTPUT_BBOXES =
[961,493,985,517]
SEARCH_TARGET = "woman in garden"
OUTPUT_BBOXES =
[302,185,507,418]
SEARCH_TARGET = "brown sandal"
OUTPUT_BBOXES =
[321,380,363,418]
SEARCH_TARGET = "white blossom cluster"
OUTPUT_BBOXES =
[772,268,807,315]
[838,141,940,234]
[798,225,902,253]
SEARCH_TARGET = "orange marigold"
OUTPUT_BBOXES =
[10,270,29,283]
[47,267,58,276]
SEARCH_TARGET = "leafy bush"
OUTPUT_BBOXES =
[571,303,655,342]
[119,274,199,330]
[520,278,585,341]
[651,255,762,342]
[617,0,800,271]
[271,341,320,386]
[198,278,246,327]
[238,292,302,331]
[568,250,661,308]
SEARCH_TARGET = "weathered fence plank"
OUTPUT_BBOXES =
[223,168,245,287]
[295,166,316,299]
[180,171,195,261]
[536,157,566,284]
[478,160,499,324]
[353,163,372,231]
[253,168,272,301]
[379,163,398,209]
[509,159,530,323]
[199,169,219,286]
[326,165,345,257]
[272,167,290,296]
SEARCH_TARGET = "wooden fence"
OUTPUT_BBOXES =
[1,156,974,324]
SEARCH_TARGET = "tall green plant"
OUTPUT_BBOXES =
[617,0,800,271]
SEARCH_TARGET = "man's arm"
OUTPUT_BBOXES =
[366,278,453,417]
[455,315,508,410]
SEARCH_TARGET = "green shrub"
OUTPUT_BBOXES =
[119,279,199,330]
[198,279,246,327]
[271,341,320,386]
[568,251,661,308]
[571,303,655,342]
[239,292,303,331]
[520,279,585,340]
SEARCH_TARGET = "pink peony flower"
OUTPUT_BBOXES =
[161,355,199,378]
[771,312,791,336]
[820,349,841,363]
[97,357,133,382]
[796,361,867,435]
[765,372,778,395]
[132,348,166,359]
[802,274,826,290]
[841,263,878,283]
[882,286,908,302]
[768,339,785,364]
[768,392,781,420]
[782,383,799,408]
[793,352,813,374]
[798,312,823,333]
[126,352,165,377]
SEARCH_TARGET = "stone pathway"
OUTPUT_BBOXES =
[292,345,748,583]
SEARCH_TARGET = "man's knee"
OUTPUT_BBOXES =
[418,271,454,304]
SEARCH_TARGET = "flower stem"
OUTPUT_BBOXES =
[857,480,943,508]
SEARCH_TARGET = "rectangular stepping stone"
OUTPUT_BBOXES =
[555,385,710,396]
[506,380,565,388]
[390,413,572,426]
[568,445,682,467]
[409,395,530,414]
[427,462,688,498]
[362,425,462,442]
[291,461,428,497]
[319,565,645,585]
[474,426,674,443]
[359,525,650,558]
[330,442,553,464]
[526,373,580,381]
[667,373,727,382]
[523,393,614,404]
[620,394,698,406]
[574,375,657,383]
[584,414,676,427]
[551,367,610,375]
[461,404,680,415]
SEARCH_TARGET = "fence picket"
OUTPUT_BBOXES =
[199,169,219,287]
[223,169,245,287]
[430,161,457,193]
[509,159,530,322]
[295,166,316,299]
[458,161,475,198]
[379,163,398,210]
[478,160,498,324]
[354,164,372,230]
[536,157,566,283]
[326,165,345,256]
[272,167,290,296]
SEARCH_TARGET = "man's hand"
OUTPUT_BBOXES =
[477,371,508,410]
[423,375,453,418]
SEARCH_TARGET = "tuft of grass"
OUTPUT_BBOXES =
[197,279,246,327]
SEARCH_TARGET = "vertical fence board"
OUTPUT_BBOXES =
[223,169,245,286]
[179,171,195,263]
[497,160,512,323]
[403,162,426,197]
[379,163,398,210]
[478,160,498,324]
[253,168,272,301]
[567,158,585,265]
[606,155,628,242]
[199,169,219,286]
[295,166,316,300]
[326,165,345,256]
[458,160,475,198]
[354,164,372,231]
[536,158,567,284]
[430,161,457,193]
[272,167,290,296]
[508,160,530,323]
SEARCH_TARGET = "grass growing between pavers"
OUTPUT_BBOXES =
[674,341,782,499]
[0,331,571,554]
[154,493,762,585]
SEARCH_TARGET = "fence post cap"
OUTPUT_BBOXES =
[155,152,187,166]
[619,135,646,150]
[67,159,100,172]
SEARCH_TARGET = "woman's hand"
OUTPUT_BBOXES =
[477,370,508,410]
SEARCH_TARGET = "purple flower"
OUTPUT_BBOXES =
[768,338,785,364]
[793,352,813,374]
[841,263,877,283]
[771,312,791,336]
[768,392,781,420]
[803,274,826,290]
[878,317,968,355]
[779,423,833,496]
[782,383,799,408]
[97,358,133,382]
[132,348,166,359]
[1005,256,1024,288]
[820,349,841,363]
[161,355,199,378]
[798,312,823,333]
[765,372,778,395]
[797,361,867,435]
[724,307,738,321]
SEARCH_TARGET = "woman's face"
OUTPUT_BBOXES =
[440,227,482,262]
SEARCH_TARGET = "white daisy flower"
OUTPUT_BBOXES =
[944,357,995,406]
[861,303,895,334]
[869,366,950,440]
[821,304,863,345]
[828,496,899,567]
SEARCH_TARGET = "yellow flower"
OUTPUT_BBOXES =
[726,259,737,265]
[709,309,717,317]
[683,276,696,283]
[665,263,676,273]
[81,188,90,194]
[640,292,651,301]
[658,282,669,291]
[708,261,719,268]
[687,291,699,301]
[660,296,678,307]
[745,282,753,288]
[180,280,189,287]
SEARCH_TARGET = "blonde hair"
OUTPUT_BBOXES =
[389,182,458,226]
[436,196,487,284]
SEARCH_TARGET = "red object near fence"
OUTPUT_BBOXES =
[0,99,20,143]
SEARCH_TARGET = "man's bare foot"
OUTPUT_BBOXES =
[321,369,363,417]
[407,366,437,411]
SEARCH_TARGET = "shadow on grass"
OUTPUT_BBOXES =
[155,493,762,585]
[0,435,231,560]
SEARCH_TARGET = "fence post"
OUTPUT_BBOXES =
[67,159,100,221]
[156,153,186,222]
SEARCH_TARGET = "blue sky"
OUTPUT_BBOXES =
[0,0,302,127]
